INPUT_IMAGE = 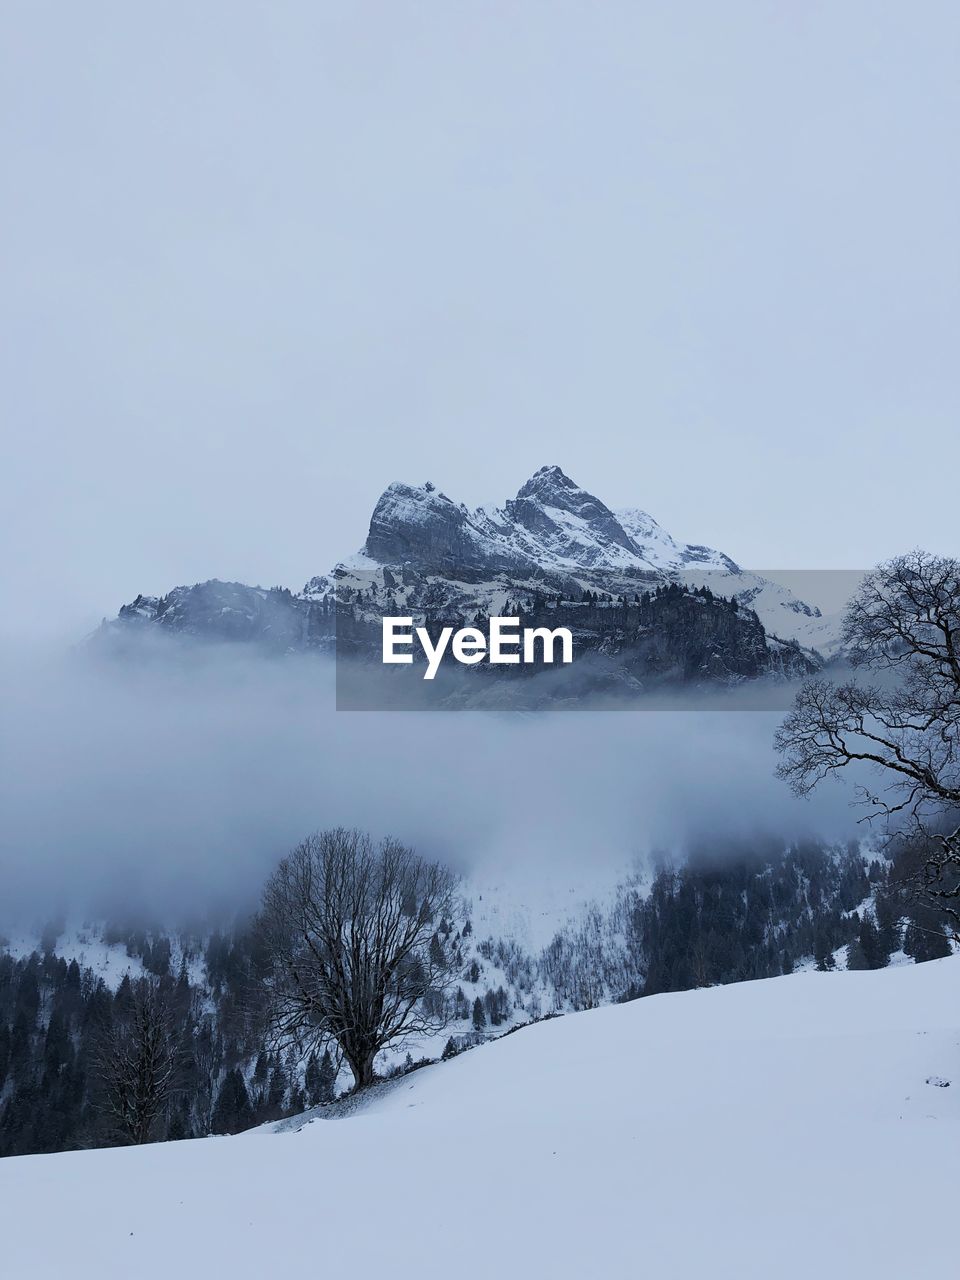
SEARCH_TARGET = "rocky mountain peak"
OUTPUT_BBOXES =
[360,465,740,577]
[513,464,579,499]
[365,480,497,570]
[507,465,637,559]
[101,464,845,665]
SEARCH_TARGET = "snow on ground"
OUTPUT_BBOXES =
[1,924,147,988]
[464,852,640,952]
[0,922,207,990]
[377,858,622,1072]
[2,957,957,1279]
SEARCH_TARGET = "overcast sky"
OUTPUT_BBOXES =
[2,2,958,638]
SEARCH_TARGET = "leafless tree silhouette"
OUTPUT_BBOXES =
[775,551,960,935]
[258,828,460,1089]
[94,981,181,1144]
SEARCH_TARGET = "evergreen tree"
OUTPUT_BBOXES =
[904,919,952,962]
[267,1061,288,1113]
[857,916,886,970]
[304,1051,322,1107]
[253,1051,270,1089]
[813,923,835,971]
[0,1023,10,1091]
[317,1049,337,1105]
[472,997,486,1032]
[302,1049,337,1108]
[874,894,900,962]
[211,1069,252,1135]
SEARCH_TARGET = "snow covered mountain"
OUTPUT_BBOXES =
[355,465,847,655]
[3,956,956,1279]
[98,466,847,691]
[364,464,740,577]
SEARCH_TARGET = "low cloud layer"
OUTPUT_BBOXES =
[0,640,863,925]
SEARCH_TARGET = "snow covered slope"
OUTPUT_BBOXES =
[1,924,147,988]
[362,465,741,581]
[3,957,957,1279]
[463,852,639,952]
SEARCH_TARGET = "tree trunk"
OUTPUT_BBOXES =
[348,1050,377,1091]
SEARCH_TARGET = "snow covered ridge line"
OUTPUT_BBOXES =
[383,616,573,679]
[100,465,860,692]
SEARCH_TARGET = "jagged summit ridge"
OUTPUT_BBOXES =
[362,465,736,577]
[100,464,844,665]
[507,465,639,563]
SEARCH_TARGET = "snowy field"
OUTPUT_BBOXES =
[2,957,957,1280]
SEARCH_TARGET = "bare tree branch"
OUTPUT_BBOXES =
[93,980,183,1145]
[257,828,461,1089]
[775,552,960,935]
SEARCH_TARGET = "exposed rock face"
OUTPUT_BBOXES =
[362,465,735,577]
[366,483,515,571]
[506,466,639,563]
[108,581,333,654]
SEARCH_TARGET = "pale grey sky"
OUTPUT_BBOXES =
[2,2,958,637]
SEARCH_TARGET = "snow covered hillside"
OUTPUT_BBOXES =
[3,957,957,1280]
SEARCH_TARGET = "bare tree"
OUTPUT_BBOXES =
[258,828,460,1089]
[94,980,180,1145]
[775,551,960,934]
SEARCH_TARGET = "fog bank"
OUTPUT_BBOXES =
[0,641,862,924]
